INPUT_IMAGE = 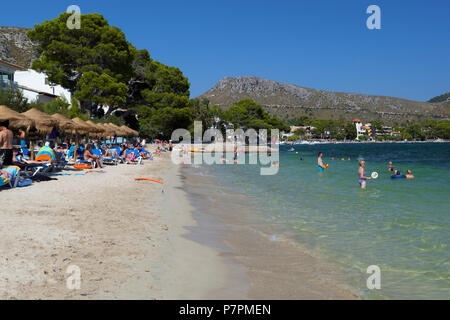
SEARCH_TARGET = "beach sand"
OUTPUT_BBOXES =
[0,153,357,299]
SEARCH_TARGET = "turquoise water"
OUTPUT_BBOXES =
[201,143,450,299]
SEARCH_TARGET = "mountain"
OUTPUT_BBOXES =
[0,27,39,68]
[197,76,450,124]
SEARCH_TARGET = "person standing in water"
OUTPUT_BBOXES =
[318,152,326,171]
[358,160,372,189]
[406,170,415,179]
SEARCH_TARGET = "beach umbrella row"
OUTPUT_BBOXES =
[0,105,139,138]
[0,105,34,128]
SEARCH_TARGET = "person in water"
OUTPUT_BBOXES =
[318,152,326,171]
[358,160,372,189]
[406,170,415,179]
[388,161,394,172]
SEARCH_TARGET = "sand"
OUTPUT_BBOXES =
[0,151,357,300]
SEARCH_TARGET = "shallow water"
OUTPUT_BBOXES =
[200,143,450,299]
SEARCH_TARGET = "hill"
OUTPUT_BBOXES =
[0,26,38,68]
[197,76,450,124]
[428,92,450,103]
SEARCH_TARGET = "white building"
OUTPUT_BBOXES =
[0,59,26,89]
[353,119,374,140]
[14,69,72,105]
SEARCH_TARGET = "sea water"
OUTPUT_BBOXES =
[201,143,450,299]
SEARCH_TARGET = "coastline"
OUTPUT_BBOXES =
[180,164,359,300]
[0,152,358,299]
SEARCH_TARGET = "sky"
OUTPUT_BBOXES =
[2,0,449,101]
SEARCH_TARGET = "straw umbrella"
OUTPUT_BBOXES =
[85,120,104,138]
[97,123,115,137]
[22,108,59,134]
[0,105,34,128]
[121,125,139,137]
[71,117,93,135]
[22,108,60,159]
[51,113,81,134]
[109,123,127,136]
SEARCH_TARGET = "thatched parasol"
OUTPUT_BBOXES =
[71,117,95,135]
[51,113,83,134]
[97,123,115,137]
[22,108,59,134]
[85,120,105,137]
[121,125,139,137]
[108,123,128,137]
[0,105,35,128]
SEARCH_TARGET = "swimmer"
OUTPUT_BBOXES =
[318,152,326,171]
[358,160,372,189]
[348,157,351,161]
[388,161,394,172]
[406,170,415,179]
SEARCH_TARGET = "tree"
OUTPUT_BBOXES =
[222,99,289,132]
[0,88,31,113]
[344,122,357,140]
[28,13,134,116]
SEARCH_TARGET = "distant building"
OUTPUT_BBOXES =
[15,69,72,105]
[353,119,365,138]
[353,119,373,140]
[0,59,27,90]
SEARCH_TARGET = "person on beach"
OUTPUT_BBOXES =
[18,129,27,148]
[318,152,326,171]
[84,144,102,168]
[0,120,14,170]
[406,170,415,179]
[358,160,372,189]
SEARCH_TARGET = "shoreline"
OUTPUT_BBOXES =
[180,164,359,300]
[0,152,358,299]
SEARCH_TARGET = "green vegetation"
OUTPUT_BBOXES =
[221,99,290,132]
[287,116,449,141]
[428,92,450,103]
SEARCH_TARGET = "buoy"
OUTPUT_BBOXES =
[134,178,164,184]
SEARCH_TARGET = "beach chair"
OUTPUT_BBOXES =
[55,151,68,170]
[95,149,118,166]
[21,162,53,178]
[125,150,143,165]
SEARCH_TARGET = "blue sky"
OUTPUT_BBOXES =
[2,0,449,101]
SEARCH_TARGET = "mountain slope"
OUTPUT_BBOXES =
[198,76,450,123]
[428,92,450,103]
[0,27,38,68]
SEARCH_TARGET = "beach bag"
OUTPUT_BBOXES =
[17,178,33,188]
